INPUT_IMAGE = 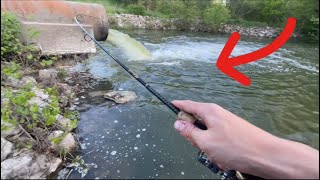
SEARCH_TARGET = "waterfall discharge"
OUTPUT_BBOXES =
[107,29,152,61]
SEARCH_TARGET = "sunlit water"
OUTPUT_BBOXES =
[69,30,319,179]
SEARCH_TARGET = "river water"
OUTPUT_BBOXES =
[69,30,319,179]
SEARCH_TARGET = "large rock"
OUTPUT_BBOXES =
[18,76,37,87]
[48,131,76,152]
[39,69,58,80]
[55,115,74,132]
[104,91,137,104]
[1,137,14,162]
[1,153,62,179]
[58,133,77,152]
[5,76,20,88]
[28,87,50,108]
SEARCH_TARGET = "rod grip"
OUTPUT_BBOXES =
[177,111,207,130]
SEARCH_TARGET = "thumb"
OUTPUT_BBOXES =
[174,120,204,147]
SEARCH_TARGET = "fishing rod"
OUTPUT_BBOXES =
[74,15,260,180]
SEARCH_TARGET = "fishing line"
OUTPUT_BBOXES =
[74,15,262,180]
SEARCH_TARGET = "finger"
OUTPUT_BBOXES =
[172,100,213,127]
[174,120,205,147]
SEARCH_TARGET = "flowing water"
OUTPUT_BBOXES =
[69,29,319,179]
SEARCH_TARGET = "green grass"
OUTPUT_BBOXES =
[70,0,127,14]
[71,0,170,18]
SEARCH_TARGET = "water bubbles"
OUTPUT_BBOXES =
[137,129,141,131]
[114,120,118,123]
[136,134,141,138]
[101,136,105,138]
[117,170,120,173]
[145,144,149,146]
[181,172,185,175]
[110,151,117,155]
[134,147,138,150]
[153,144,156,147]
[159,165,164,168]
[142,128,146,131]
[153,159,156,162]
[133,158,137,161]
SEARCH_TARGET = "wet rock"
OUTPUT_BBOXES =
[18,76,37,87]
[1,137,14,162]
[104,91,137,104]
[88,90,107,97]
[1,153,62,179]
[39,69,58,80]
[55,115,74,132]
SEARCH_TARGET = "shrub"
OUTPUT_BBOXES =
[203,5,231,30]
[1,12,23,58]
[126,4,146,16]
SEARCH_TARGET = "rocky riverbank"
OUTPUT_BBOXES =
[108,13,288,38]
[1,55,95,179]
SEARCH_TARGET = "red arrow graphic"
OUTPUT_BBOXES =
[216,17,296,86]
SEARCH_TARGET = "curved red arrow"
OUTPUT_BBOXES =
[216,17,296,86]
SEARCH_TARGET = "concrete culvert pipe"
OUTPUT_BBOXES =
[1,0,109,41]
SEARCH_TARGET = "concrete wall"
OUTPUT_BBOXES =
[21,22,96,55]
[1,0,108,41]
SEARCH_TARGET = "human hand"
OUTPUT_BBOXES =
[172,100,277,175]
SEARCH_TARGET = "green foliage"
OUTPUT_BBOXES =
[203,5,230,30]
[1,12,45,68]
[309,16,319,40]
[2,62,22,79]
[127,4,146,15]
[1,12,23,58]
[227,0,319,39]
[1,86,78,150]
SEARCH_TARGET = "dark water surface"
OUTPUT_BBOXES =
[69,30,319,179]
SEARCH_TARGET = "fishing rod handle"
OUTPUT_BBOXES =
[177,111,239,179]
[177,111,207,130]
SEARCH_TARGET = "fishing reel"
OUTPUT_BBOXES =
[198,151,238,180]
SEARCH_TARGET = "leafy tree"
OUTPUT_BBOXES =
[203,4,231,30]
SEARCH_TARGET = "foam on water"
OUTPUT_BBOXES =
[147,40,319,73]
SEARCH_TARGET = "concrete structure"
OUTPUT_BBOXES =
[20,22,96,55]
[1,0,109,55]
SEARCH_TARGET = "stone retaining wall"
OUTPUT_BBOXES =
[108,13,288,38]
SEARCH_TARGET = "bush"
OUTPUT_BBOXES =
[126,4,146,16]
[1,12,23,58]
[203,5,230,30]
